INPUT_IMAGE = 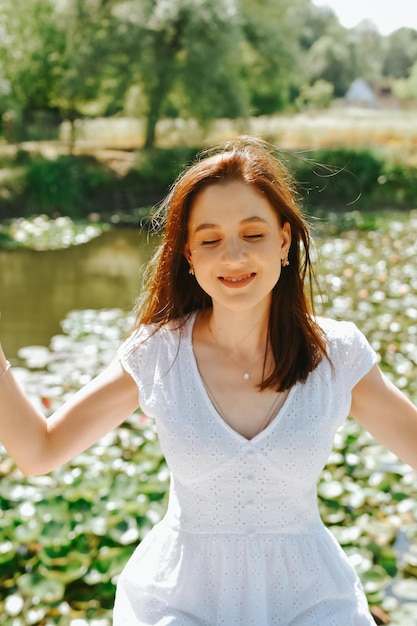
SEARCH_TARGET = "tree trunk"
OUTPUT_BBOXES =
[144,52,176,149]
[145,114,158,149]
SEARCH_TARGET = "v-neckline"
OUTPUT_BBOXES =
[186,311,297,443]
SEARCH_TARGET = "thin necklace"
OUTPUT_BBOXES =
[202,377,288,438]
[208,322,268,381]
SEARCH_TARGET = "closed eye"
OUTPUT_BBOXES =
[244,233,264,240]
[201,239,221,246]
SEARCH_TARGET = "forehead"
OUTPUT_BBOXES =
[188,181,279,228]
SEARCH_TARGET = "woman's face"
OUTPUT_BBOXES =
[185,181,291,315]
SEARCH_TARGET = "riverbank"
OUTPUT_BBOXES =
[0,110,417,224]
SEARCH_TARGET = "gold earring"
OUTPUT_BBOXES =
[188,264,195,275]
[281,251,289,267]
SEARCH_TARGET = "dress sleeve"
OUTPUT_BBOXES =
[336,321,378,389]
[116,321,182,420]
[117,325,153,387]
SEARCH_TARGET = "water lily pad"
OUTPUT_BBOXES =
[84,546,133,584]
[360,565,391,594]
[39,519,73,547]
[14,519,42,544]
[39,557,89,584]
[392,578,417,601]
[0,541,15,565]
[388,602,417,626]
[17,345,52,368]
[328,524,361,545]
[4,593,24,616]
[17,572,64,603]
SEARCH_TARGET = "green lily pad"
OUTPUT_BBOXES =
[14,519,42,544]
[39,556,89,584]
[361,565,391,594]
[0,541,16,565]
[17,572,64,603]
[84,546,133,584]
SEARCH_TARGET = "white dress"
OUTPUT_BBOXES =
[114,313,378,625]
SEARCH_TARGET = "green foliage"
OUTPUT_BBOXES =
[113,0,250,147]
[1,146,417,225]
[288,147,417,211]
[23,154,114,218]
[0,0,59,116]
[0,0,122,143]
[240,0,304,115]
[383,27,417,78]
[393,60,417,101]
[130,146,199,190]
[2,0,417,148]
[380,161,417,205]
[296,80,334,110]
[0,231,18,249]
[306,33,356,98]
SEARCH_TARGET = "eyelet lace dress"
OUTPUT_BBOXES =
[114,313,378,625]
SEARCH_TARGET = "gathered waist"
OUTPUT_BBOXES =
[161,511,326,538]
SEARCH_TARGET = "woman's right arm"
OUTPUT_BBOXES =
[0,346,139,476]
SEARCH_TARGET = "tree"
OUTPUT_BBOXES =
[0,0,120,144]
[112,0,247,149]
[112,0,313,146]
[349,21,384,86]
[392,60,417,101]
[48,0,120,147]
[238,0,305,115]
[0,0,60,129]
[295,0,341,52]
[306,32,355,97]
[382,28,417,79]
[296,79,334,110]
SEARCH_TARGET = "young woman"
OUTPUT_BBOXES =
[1,137,417,625]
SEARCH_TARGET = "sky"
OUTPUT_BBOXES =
[312,0,417,35]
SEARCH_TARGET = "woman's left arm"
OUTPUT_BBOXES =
[351,363,417,469]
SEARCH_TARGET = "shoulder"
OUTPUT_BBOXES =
[117,313,195,384]
[316,316,378,386]
[316,316,368,350]
[119,313,194,359]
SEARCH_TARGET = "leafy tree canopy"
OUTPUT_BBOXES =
[1,0,417,147]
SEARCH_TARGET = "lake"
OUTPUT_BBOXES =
[0,228,157,359]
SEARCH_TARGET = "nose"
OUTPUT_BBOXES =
[222,237,247,264]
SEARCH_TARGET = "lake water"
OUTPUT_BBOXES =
[0,228,157,359]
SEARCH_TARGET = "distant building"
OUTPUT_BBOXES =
[345,78,378,107]
[374,82,400,109]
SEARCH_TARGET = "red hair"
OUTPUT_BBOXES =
[134,136,327,391]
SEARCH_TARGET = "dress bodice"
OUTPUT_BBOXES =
[119,313,376,536]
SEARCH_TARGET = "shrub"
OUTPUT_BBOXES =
[287,148,386,210]
[24,155,115,219]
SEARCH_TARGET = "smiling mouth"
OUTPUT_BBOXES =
[219,273,255,287]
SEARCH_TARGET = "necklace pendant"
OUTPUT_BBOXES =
[243,372,250,380]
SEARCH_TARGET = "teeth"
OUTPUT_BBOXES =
[224,274,251,282]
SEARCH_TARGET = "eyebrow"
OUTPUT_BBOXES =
[193,216,269,234]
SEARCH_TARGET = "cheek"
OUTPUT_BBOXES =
[190,246,218,265]
[267,259,282,284]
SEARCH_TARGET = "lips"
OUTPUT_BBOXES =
[219,273,255,288]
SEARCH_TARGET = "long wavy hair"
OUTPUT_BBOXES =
[133,136,327,391]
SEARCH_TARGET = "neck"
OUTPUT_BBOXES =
[207,305,270,355]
